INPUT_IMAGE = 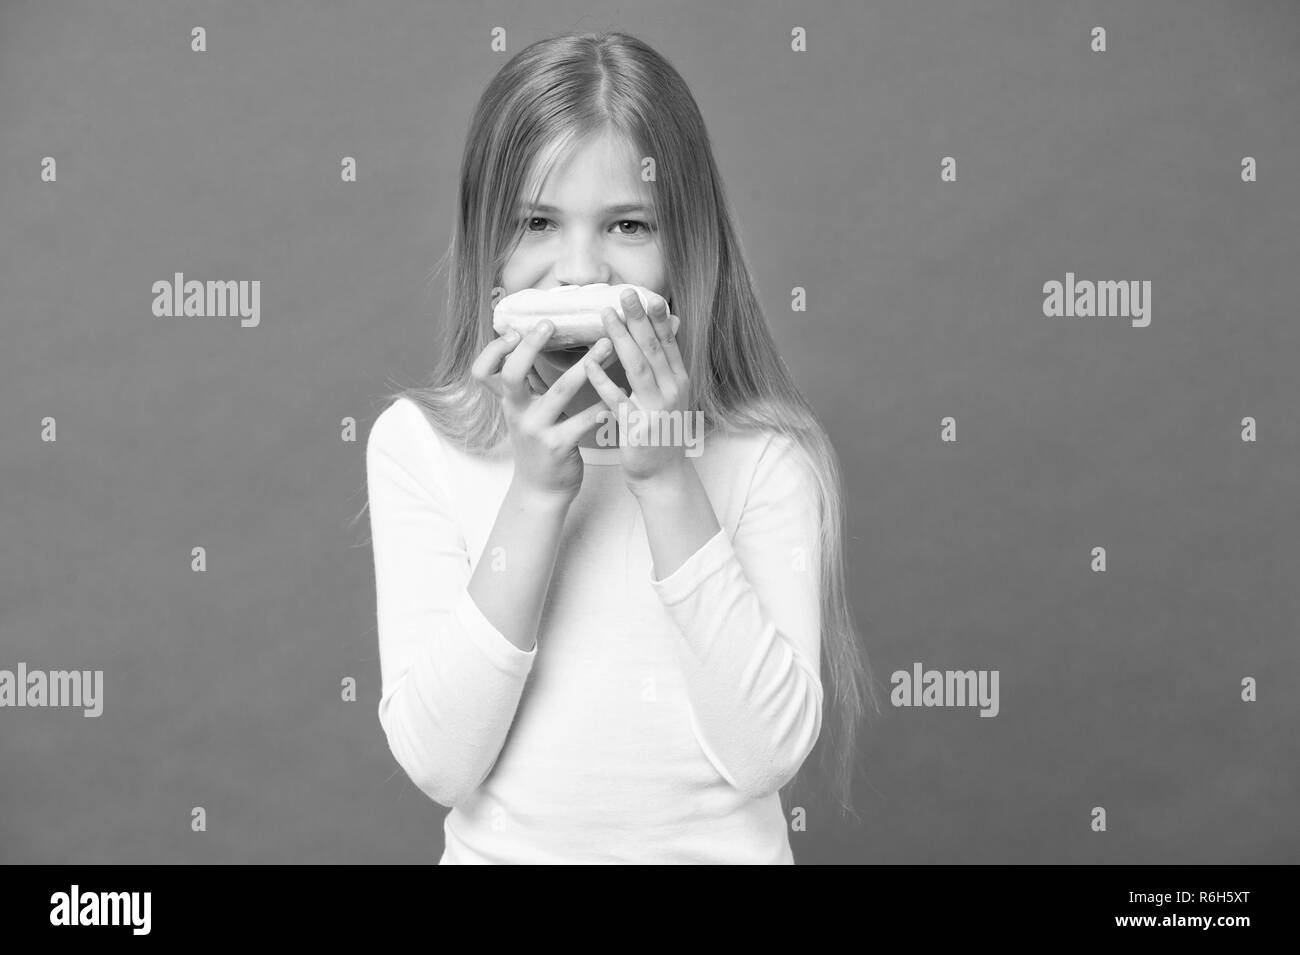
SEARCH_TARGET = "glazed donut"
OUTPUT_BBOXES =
[492,283,679,350]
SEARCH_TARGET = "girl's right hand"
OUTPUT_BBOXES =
[471,320,615,506]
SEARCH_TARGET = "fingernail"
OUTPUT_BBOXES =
[504,330,519,342]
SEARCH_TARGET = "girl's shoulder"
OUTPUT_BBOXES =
[366,396,473,497]
[369,396,438,458]
[707,426,803,466]
[717,427,822,498]
[371,396,489,461]
[696,426,812,493]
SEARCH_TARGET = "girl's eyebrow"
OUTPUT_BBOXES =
[519,202,650,216]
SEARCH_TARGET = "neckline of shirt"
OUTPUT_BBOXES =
[578,445,623,465]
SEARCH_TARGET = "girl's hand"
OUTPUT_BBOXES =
[583,289,691,490]
[471,321,614,506]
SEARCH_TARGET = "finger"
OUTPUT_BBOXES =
[620,289,674,386]
[500,320,556,406]
[601,305,662,405]
[583,350,633,413]
[471,331,522,397]
[621,287,681,384]
[649,298,686,380]
[551,398,620,448]
[531,338,613,422]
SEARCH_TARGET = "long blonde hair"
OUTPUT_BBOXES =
[356,30,882,825]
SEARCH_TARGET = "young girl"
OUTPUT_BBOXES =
[364,30,880,863]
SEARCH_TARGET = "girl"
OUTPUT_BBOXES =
[364,30,881,863]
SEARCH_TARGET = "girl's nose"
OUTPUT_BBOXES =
[555,269,611,288]
[555,242,611,287]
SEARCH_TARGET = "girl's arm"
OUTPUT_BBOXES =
[367,401,562,807]
[466,480,572,653]
[634,433,825,801]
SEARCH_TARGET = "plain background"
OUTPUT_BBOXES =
[2,0,1297,864]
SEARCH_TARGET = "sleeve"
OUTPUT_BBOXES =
[367,400,538,808]
[648,433,825,800]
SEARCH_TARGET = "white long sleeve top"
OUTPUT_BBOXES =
[366,396,824,864]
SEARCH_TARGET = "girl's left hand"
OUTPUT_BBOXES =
[583,288,691,489]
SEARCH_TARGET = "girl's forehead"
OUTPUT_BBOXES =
[524,133,646,196]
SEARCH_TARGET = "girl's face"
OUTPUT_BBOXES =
[498,130,671,427]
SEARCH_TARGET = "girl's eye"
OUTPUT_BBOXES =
[520,217,654,236]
